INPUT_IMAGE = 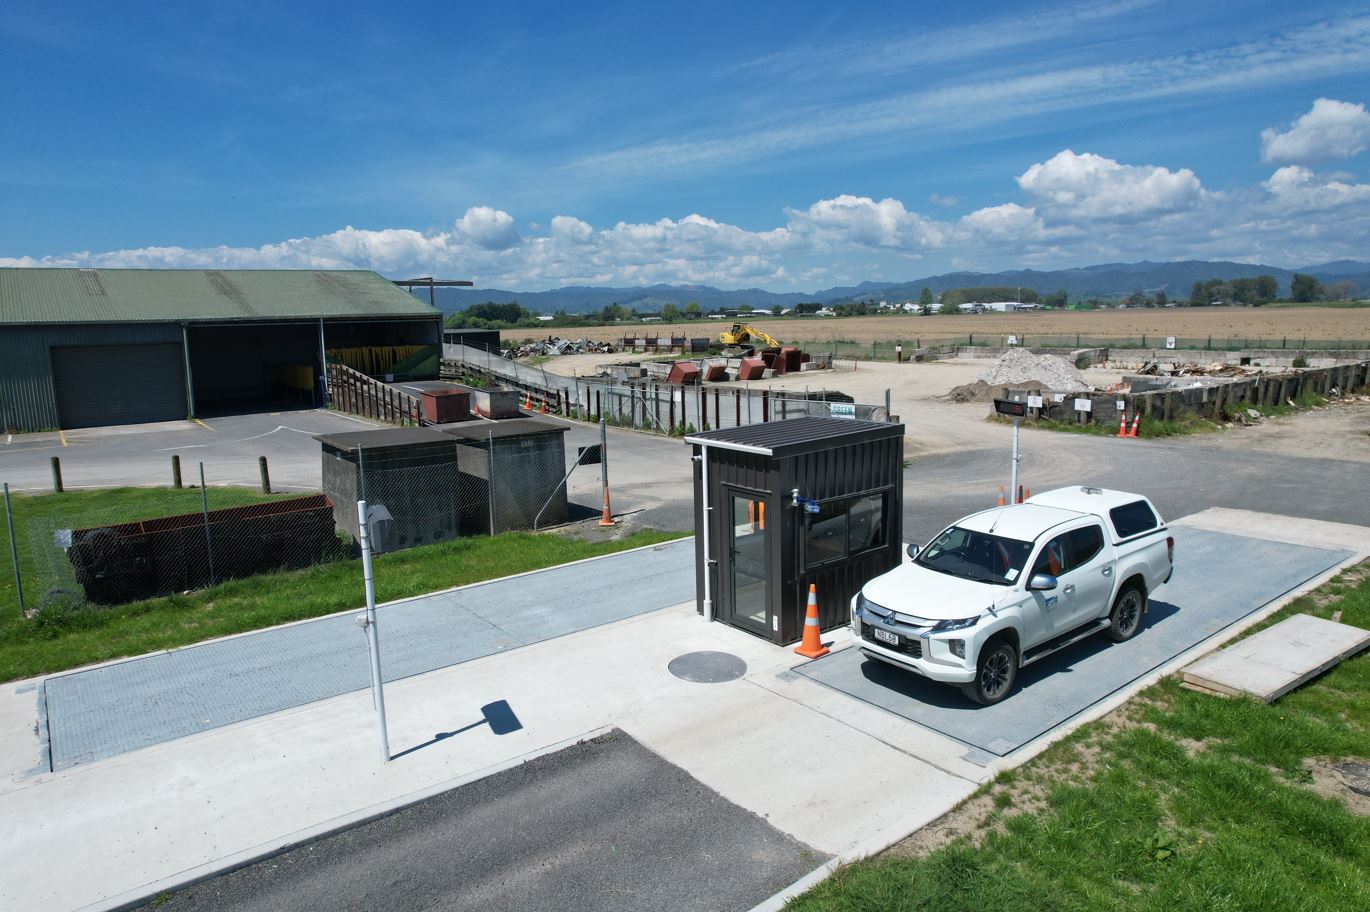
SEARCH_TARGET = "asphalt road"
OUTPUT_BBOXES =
[140,731,824,912]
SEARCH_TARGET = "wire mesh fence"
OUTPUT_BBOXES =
[2,431,611,617]
[2,466,351,617]
[813,335,1370,361]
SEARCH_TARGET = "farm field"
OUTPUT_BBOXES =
[509,307,1370,347]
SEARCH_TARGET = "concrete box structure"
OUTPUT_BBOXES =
[316,427,461,552]
[685,417,905,644]
[439,418,572,533]
[421,389,471,423]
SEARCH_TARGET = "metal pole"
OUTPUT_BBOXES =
[258,456,271,494]
[487,431,496,536]
[1010,417,1020,504]
[50,457,63,493]
[4,483,24,616]
[318,318,329,408]
[199,462,216,585]
[698,444,713,623]
[885,388,892,421]
[599,417,611,519]
[356,499,391,763]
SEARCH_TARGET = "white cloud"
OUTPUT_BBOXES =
[7,136,1370,288]
[1261,98,1370,164]
[1263,165,1370,209]
[455,206,520,250]
[1016,150,1205,218]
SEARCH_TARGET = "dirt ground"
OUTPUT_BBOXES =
[512,307,1370,347]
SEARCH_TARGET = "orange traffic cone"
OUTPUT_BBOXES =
[794,584,829,658]
[1128,415,1140,438]
[1116,410,1128,437]
[597,483,615,527]
[521,391,531,410]
[1024,487,1030,500]
[539,396,547,414]
[1017,484,1024,504]
[996,485,1006,507]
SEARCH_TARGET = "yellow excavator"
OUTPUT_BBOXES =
[718,322,782,350]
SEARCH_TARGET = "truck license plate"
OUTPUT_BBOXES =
[872,628,899,646]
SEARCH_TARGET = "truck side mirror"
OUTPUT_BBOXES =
[1028,573,1058,591]
[906,543,920,560]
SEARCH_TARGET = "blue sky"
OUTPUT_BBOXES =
[3,1,1370,290]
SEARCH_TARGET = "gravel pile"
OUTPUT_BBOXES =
[978,348,1090,391]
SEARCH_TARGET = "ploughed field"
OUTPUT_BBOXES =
[515,307,1370,347]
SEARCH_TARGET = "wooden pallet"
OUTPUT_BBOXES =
[1181,613,1370,703]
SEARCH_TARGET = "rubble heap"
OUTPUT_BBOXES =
[977,348,1090,391]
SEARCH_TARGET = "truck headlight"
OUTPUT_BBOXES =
[932,615,980,632]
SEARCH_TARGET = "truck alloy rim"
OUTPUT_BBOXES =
[982,649,1012,696]
[1118,591,1141,633]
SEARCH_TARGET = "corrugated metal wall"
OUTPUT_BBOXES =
[0,324,182,431]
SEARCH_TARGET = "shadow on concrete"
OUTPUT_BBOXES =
[391,700,523,760]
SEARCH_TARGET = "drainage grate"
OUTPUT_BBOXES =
[668,651,746,684]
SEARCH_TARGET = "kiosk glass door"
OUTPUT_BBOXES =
[725,491,770,635]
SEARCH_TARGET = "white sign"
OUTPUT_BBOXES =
[831,402,856,419]
[1053,393,1066,402]
[1165,336,1176,350]
[1073,397,1093,413]
[1027,395,1044,409]
[1006,335,1018,346]
[1115,399,1126,410]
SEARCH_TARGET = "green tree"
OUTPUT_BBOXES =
[918,287,934,314]
[1189,281,1210,307]
[1253,274,1278,304]
[738,304,753,313]
[661,303,681,322]
[1041,289,1068,309]
[1125,290,1149,308]
[1291,273,1322,302]
[684,301,701,317]
[1154,291,1168,308]
[770,304,783,316]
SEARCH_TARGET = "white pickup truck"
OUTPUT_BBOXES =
[851,487,1173,705]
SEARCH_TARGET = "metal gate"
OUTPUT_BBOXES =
[50,343,188,428]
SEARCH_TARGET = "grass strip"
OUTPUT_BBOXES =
[788,560,1370,911]
[0,487,682,682]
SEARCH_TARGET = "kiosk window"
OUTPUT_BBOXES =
[804,492,888,569]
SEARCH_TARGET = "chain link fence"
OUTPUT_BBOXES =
[2,464,351,617]
[2,430,610,616]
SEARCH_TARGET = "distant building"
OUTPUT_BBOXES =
[0,268,440,431]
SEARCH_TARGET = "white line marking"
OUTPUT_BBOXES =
[153,425,315,452]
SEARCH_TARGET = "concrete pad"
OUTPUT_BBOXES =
[794,527,1353,756]
[0,601,978,912]
[40,538,695,770]
[1183,613,1370,701]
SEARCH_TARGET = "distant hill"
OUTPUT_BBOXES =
[418,260,1370,314]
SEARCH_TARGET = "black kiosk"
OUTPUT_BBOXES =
[686,417,905,644]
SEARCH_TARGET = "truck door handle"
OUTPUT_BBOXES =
[1064,584,1076,594]
[1102,567,1113,577]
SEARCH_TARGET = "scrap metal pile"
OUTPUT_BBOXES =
[504,337,617,359]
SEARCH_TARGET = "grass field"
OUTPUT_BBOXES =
[523,307,1370,349]
[0,486,683,682]
[788,560,1370,912]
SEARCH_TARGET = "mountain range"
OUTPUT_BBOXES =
[421,260,1370,314]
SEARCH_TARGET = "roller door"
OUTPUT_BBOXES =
[51,344,188,429]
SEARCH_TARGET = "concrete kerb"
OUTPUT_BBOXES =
[747,531,1368,912]
[72,725,616,912]
[19,533,692,691]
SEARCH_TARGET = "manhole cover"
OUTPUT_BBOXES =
[668,651,747,684]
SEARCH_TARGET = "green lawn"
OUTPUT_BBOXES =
[788,560,1370,911]
[0,486,683,682]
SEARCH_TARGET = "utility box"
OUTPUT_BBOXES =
[668,361,701,385]
[316,427,461,552]
[421,388,471,423]
[439,418,571,533]
[685,417,904,644]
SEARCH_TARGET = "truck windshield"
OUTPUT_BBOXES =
[916,526,1033,585]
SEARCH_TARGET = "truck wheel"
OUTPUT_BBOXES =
[1106,585,1145,642]
[961,637,1018,706]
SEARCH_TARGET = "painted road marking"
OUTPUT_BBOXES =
[192,418,214,432]
[154,425,316,452]
[59,430,68,447]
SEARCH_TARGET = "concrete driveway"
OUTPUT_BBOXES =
[1,508,1365,912]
